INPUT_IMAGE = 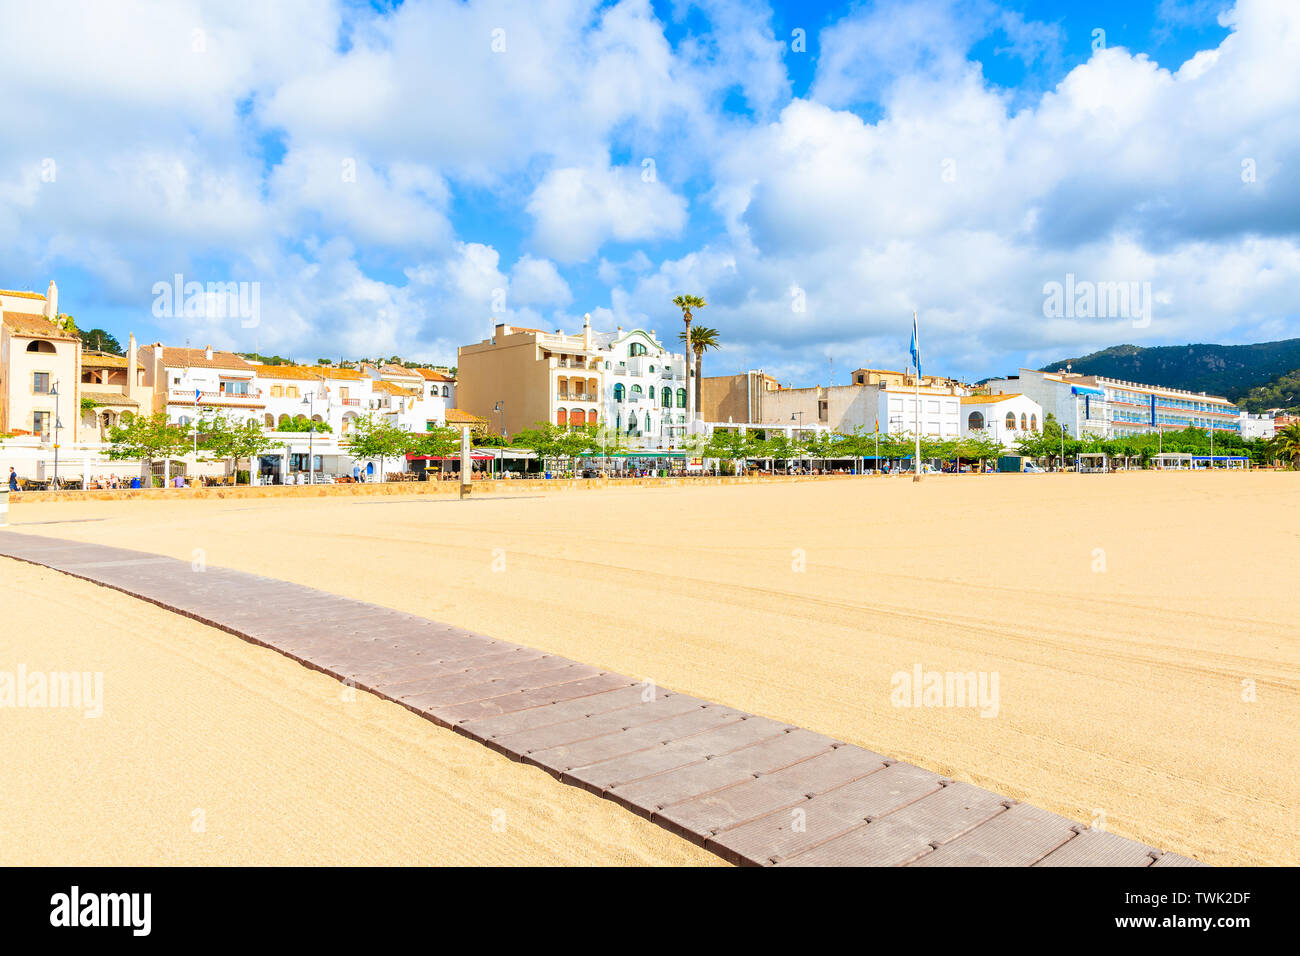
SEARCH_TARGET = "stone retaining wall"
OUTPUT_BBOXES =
[8,473,847,503]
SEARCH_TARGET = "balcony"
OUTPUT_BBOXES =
[169,388,265,407]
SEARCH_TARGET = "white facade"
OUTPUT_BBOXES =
[990,368,1239,438]
[875,386,963,438]
[960,393,1044,448]
[1239,412,1275,440]
[593,327,689,449]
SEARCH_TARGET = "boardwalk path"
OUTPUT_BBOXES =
[0,530,1203,867]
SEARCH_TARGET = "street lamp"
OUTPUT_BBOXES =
[50,380,61,487]
[494,401,506,479]
[301,392,317,485]
[790,412,803,474]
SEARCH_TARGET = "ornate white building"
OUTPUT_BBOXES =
[592,326,689,449]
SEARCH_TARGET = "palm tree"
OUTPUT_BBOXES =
[1270,423,1300,468]
[672,294,707,423]
[678,325,720,418]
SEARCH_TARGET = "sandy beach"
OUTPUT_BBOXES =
[0,559,720,865]
[4,471,1297,865]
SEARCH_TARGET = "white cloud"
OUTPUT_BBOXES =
[0,0,1297,382]
[509,255,573,307]
[526,159,688,262]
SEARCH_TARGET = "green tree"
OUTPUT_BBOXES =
[198,413,280,483]
[79,328,124,355]
[344,415,410,482]
[106,412,190,485]
[278,414,332,433]
[1269,423,1300,468]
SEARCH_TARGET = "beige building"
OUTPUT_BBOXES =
[849,367,962,389]
[1,282,81,441]
[701,366,970,437]
[700,371,781,424]
[457,321,603,437]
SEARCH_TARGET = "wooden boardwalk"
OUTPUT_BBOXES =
[0,530,1204,867]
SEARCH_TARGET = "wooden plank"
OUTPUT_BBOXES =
[777,782,1010,866]
[456,685,663,742]
[654,745,888,842]
[709,761,945,866]
[1033,828,1158,867]
[608,729,837,817]
[487,693,712,756]
[431,673,638,726]
[563,715,795,796]
[906,802,1077,866]
[527,705,747,776]
[399,662,603,709]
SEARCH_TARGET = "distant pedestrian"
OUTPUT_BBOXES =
[8,467,17,492]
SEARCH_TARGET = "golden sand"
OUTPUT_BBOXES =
[5,471,1298,865]
[0,560,720,865]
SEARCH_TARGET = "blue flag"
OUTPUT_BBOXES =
[195,388,201,401]
[909,315,921,376]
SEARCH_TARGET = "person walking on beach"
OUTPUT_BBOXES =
[8,467,17,492]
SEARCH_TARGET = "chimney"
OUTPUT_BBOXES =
[583,313,592,349]
[44,280,58,319]
[205,345,213,361]
[127,333,139,397]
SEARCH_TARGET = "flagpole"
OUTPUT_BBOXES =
[912,310,921,483]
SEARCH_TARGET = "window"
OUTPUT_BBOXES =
[629,343,648,356]
[967,411,984,430]
[27,340,56,353]
[264,414,274,427]
[662,389,672,408]
[1030,414,1038,432]
[614,383,625,403]
[818,400,829,422]
[287,386,299,398]
[173,376,181,385]
[649,386,655,399]
[556,408,567,426]
[1020,413,1028,430]
[32,372,51,393]
[426,420,436,431]
[33,411,50,436]
[630,385,643,399]
[676,388,686,407]
[856,374,865,384]
[570,409,585,426]
[645,412,652,432]
[1005,412,1016,430]
[442,385,449,397]
[648,365,655,373]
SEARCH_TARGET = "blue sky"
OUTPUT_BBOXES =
[2,0,1295,386]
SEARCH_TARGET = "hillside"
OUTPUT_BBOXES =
[1040,339,1300,407]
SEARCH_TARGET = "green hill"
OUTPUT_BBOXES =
[1041,339,1300,409]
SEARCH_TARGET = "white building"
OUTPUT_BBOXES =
[1239,412,1275,440]
[960,393,1044,448]
[592,325,689,449]
[140,345,264,431]
[989,368,1239,439]
[874,385,963,438]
